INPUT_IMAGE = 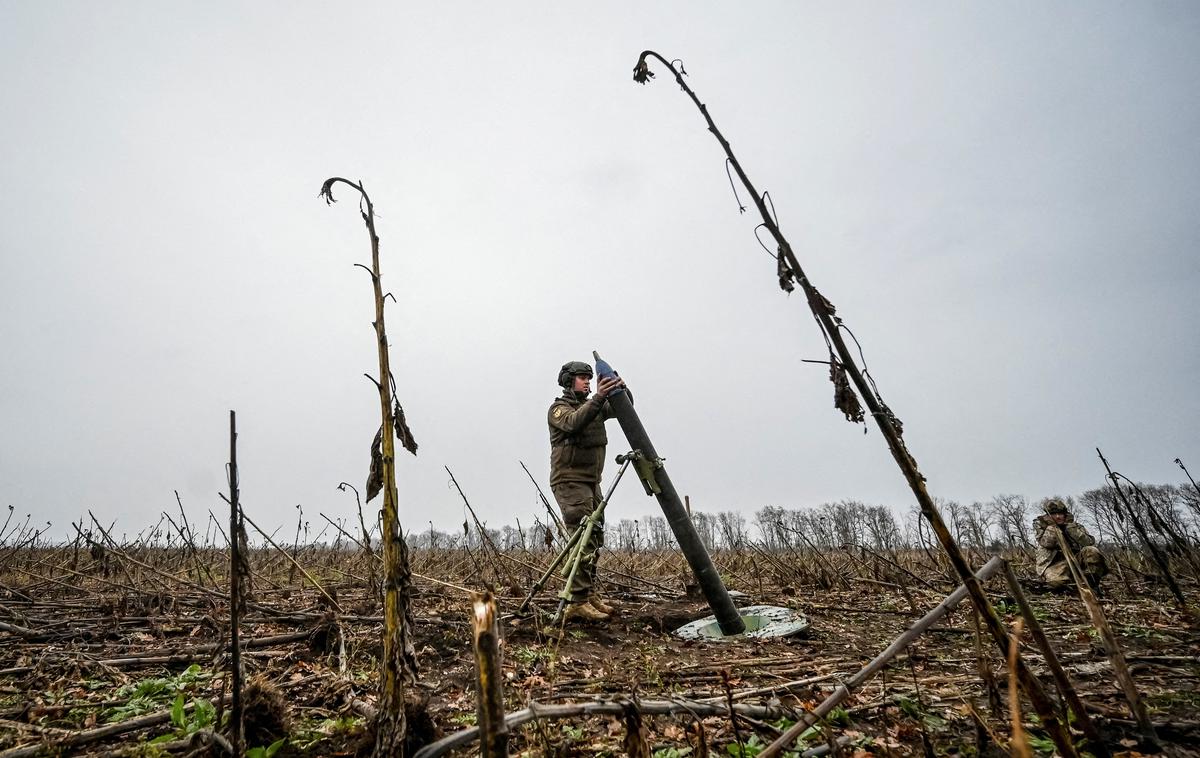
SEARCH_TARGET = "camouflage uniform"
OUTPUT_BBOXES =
[1034,512,1107,589]
[548,387,616,602]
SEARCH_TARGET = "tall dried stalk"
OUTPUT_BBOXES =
[1007,619,1032,758]
[1056,529,1159,746]
[1001,561,1108,756]
[321,177,419,755]
[631,52,1076,758]
[1097,448,1189,613]
[227,411,244,757]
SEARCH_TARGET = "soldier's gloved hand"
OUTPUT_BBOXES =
[595,376,623,398]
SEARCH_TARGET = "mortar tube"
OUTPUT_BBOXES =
[593,351,746,635]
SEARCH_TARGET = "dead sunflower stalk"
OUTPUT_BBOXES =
[631,51,1077,758]
[320,177,419,755]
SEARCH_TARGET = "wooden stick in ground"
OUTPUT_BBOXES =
[763,557,1006,758]
[1001,561,1108,757]
[1007,618,1032,758]
[472,592,508,758]
[1056,529,1159,746]
[228,410,244,757]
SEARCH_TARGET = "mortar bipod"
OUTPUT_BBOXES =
[515,451,638,619]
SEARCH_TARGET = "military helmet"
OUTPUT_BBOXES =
[1043,498,1069,515]
[558,360,593,388]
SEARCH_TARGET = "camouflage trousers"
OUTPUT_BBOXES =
[551,481,604,602]
[1044,546,1108,589]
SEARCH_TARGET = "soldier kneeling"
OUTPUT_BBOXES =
[1034,498,1107,592]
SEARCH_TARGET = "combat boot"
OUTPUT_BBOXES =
[588,596,616,615]
[564,601,610,623]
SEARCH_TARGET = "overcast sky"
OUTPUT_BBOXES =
[2,2,1197,542]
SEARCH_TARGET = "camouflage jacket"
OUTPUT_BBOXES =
[1033,515,1095,577]
[548,390,616,486]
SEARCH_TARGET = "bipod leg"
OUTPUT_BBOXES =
[552,519,595,622]
[551,455,635,622]
[516,525,584,616]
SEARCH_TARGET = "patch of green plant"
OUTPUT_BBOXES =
[893,695,946,730]
[450,712,477,726]
[1027,734,1057,755]
[826,706,851,727]
[246,738,287,758]
[568,629,588,640]
[291,714,366,751]
[562,724,584,741]
[896,695,921,719]
[146,693,216,745]
[795,726,823,747]
[1115,624,1167,642]
[725,734,765,758]
[653,747,693,758]
[1146,689,1200,710]
[105,664,211,723]
[511,645,549,665]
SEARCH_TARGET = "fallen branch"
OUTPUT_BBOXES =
[760,556,1005,757]
[411,697,799,758]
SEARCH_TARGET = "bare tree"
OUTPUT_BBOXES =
[715,510,747,549]
[863,505,901,551]
[691,511,717,551]
[754,506,788,551]
[989,494,1031,548]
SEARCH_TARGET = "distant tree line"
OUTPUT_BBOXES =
[403,482,1200,554]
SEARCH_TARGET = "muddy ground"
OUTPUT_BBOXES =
[1,549,1198,757]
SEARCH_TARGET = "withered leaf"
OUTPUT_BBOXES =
[830,360,865,424]
[393,400,418,455]
[632,59,654,84]
[365,426,383,503]
[777,251,795,293]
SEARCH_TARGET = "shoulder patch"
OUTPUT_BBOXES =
[552,406,565,418]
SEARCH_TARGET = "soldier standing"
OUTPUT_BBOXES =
[548,360,624,622]
[1034,498,1108,591]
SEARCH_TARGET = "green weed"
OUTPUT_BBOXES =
[245,738,287,758]
[105,664,211,723]
[725,734,765,757]
[291,714,366,751]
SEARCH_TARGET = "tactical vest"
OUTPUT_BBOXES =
[548,393,609,485]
